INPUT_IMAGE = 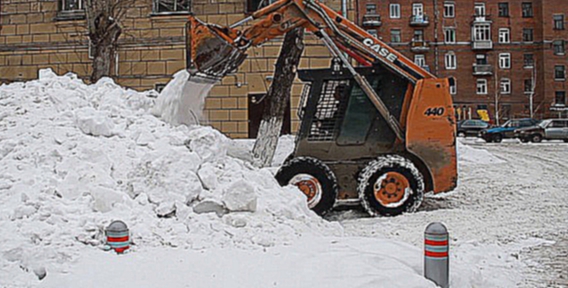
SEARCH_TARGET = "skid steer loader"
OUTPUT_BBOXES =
[184,0,458,216]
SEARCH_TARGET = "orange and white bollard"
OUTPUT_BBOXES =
[424,222,449,288]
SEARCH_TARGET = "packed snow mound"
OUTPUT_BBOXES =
[0,69,342,286]
[457,139,506,165]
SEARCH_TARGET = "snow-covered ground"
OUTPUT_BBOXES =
[1,70,566,287]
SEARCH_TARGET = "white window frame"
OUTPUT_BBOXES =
[474,2,486,16]
[61,0,83,11]
[444,2,455,18]
[450,79,457,95]
[414,54,426,67]
[499,53,511,69]
[499,28,510,43]
[473,24,491,41]
[153,0,191,14]
[477,79,488,95]
[390,4,401,19]
[444,28,456,43]
[500,78,511,94]
[445,52,457,70]
[412,3,424,16]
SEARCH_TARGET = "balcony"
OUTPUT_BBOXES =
[362,14,382,27]
[410,40,430,52]
[409,14,429,26]
[472,14,492,23]
[472,40,493,50]
[472,64,493,75]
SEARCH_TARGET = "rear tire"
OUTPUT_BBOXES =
[358,155,424,217]
[563,139,568,143]
[531,134,542,143]
[493,134,503,143]
[275,157,337,216]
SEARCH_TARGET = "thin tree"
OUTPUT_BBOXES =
[252,28,305,167]
[84,0,133,83]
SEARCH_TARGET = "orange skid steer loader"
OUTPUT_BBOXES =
[184,0,458,216]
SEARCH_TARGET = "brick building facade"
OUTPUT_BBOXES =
[0,0,354,138]
[357,0,568,123]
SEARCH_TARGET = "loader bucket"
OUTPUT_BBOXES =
[186,16,247,80]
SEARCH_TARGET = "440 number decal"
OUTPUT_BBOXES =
[424,107,445,116]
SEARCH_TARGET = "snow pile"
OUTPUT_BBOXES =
[457,139,506,165]
[0,69,341,286]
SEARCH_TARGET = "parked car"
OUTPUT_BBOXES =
[515,119,568,143]
[456,119,489,137]
[479,118,540,143]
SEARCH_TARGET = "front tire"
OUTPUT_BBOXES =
[358,155,424,217]
[531,134,542,143]
[520,138,529,143]
[275,157,338,216]
[493,134,503,143]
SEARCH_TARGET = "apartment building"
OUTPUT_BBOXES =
[357,0,568,122]
[0,0,354,138]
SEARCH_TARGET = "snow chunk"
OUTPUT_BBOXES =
[222,180,257,212]
[74,107,115,137]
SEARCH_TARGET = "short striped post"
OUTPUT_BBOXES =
[106,220,130,254]
[424,222,449,288]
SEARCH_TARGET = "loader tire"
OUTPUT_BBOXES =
[275,157,337,216]
[358,155,424,217]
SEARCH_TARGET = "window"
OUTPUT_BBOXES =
[476,54,488,65]
[450,79,457,95]
[522,28,534,42]
[499,53,511,69]
[474,3,486,17]
[524,79,533,93]
[366,4,377,14]
[556,91,566,105]
[555,65,566,80]
[477,79,488,95]
[413,29,424,41]
[498,3,509,17]
[499,28,510,43]
[56,0,85,20]
[522,2,533,18]
[367,29,378,38]
[390,4,401,19]
[60,0,83,11]
[445,52,457,70]
[500,78,511,94]
[412,3,424,16]
[154,0,191,13]
[444,28,456,43]
[246,0,274,13]
[554,15,565,30]
[473,25,491,41]
[553,40,566,55]
[523,54,534,68]
[414,55,426,67]
[444,2,455,18]
[391,29,401,43]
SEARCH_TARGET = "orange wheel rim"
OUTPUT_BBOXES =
[289,174,322,209]
[373,172,410,207]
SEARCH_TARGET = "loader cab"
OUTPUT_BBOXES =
[294,65,410,160]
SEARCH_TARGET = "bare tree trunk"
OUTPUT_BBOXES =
[252,28,304,167]
[85,0,126,83]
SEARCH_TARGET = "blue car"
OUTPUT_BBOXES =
[479,118,540,143]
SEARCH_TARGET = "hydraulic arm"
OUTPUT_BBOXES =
[186,0,438,140]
